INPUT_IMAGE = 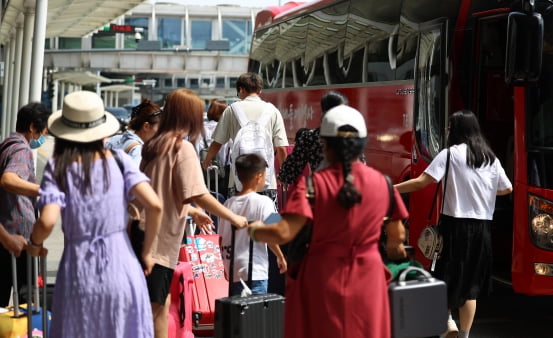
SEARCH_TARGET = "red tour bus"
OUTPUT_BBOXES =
[248,0,553,295]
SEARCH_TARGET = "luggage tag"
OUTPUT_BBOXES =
[264,213,282,224]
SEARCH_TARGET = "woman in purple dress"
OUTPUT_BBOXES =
[27,91,162,338]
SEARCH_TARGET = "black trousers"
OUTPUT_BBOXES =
[0,245,28,307]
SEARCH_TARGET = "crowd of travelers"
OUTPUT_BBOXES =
[0,72,512,338]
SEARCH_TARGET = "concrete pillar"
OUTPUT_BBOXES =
[19,3,35,107]
[51,80,58,112]
[1,40,11,139]
[12,18,24,131]
[30,0,48,102]
[59,81,65,108]
[6,32,16,134]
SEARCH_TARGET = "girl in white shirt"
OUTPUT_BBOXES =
[395,110,512,338]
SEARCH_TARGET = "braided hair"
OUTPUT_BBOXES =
[322,125,367,209]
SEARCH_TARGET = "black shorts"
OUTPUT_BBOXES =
[146,264,174,304]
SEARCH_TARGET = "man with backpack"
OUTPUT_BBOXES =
[0,102,51,307]
[201,72,288,207]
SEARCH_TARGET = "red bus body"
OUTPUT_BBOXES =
[249,0,553,295]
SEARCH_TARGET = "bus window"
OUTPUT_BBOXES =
[346,0,400,82]
[414,20,447,161]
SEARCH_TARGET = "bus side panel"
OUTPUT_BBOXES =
[262,83,413,184]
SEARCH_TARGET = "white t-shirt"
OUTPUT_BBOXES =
[424,143,512,220]
[218,192,276,282]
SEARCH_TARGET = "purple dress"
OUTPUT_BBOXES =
[38,150,153,338]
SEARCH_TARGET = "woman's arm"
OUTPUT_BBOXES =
[248,213,307,245]
[131,181,162,276]
[27,204,61,257]
[394,173,436,194]
[192,192,248,229]
[384,219,407,261]
[497,187,513,196]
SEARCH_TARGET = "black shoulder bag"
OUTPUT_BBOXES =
[286,174,315,279]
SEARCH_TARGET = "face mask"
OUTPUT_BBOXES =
[29,135,45,149]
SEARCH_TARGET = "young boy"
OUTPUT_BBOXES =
[219,153,287,295]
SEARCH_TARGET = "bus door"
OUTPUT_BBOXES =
[409,18,449,258]
[473,14,514,282]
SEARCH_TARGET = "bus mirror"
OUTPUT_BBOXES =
[505,11,544,84]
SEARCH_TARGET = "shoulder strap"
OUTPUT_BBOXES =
[231,102,249,128]
[0,140,22,155]
[112,150,124,176]
[427,148,451,220]
[383,175,395,224]
[306,174,315,206]
[231,101,273,128]
[124,141,141,154]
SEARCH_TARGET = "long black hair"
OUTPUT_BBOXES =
[52,139,110,194]
[322,125,367,209]
[447,110,496,168]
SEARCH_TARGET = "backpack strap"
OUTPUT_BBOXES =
[124,141,141,154]
[231,101,273,128]
[231,102,249,128]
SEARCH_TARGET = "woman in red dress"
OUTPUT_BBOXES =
[249,105,408,338]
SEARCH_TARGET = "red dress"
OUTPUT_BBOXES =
[282,162,408,338]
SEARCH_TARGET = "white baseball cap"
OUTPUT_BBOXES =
[320,105,367,138]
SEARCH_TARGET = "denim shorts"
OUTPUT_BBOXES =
[230,280,268,296]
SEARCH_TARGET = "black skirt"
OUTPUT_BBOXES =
[433,215,493,309]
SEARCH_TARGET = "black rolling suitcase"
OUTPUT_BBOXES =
[214,226,285,338]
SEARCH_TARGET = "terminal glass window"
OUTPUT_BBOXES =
[191,20,212,49]
[223,20,252,54]
[92,34,115,49]
[125,17,149,49]
[158,17,182,48]
[177,78,186,87]
[59,37,81,49]
[216,77,225,88]
[189,78,199,89]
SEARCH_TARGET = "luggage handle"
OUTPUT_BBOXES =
[397,266,435,286]
[228,224,254,296]
[11,254,49,338]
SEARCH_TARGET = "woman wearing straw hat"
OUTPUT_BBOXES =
[140,88,248,337]
[248,105,408,338]
[27,91,161,338]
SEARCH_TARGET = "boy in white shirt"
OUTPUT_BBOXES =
[219,154,287,295]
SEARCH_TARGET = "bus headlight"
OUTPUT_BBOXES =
[529,194,553,251]
[534,263,553,276]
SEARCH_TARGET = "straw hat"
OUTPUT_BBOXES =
[320,105,367,138]
[48,91,120,143]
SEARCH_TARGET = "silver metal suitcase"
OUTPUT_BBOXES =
[388,267,448,338]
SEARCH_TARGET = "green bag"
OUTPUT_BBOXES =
[385,258,424,281]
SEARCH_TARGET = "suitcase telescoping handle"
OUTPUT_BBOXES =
[11,254,49,338]
[397,266,435,286]
[206,165,219,196]
[228,224,254,296]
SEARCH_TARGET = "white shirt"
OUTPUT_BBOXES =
[218,192,276,282]
[424,144,512,220]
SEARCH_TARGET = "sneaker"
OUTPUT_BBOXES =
[441,318,459,338]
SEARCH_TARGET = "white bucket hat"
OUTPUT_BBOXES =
[320,105,367,138]
[48,91,120,143]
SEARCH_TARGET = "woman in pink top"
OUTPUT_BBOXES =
[140,88,248,338]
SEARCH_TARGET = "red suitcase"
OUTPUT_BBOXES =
[168,261,194,338]
[179,234,228,336]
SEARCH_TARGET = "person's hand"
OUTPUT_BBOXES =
[201,159,212,170]
[1,233,27,257]
[142,252,154,276]
[193,211,215,234]
[230,215,248,229]
[26,242,48,257]
[386,243,407,261]
[277,256,287,274]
